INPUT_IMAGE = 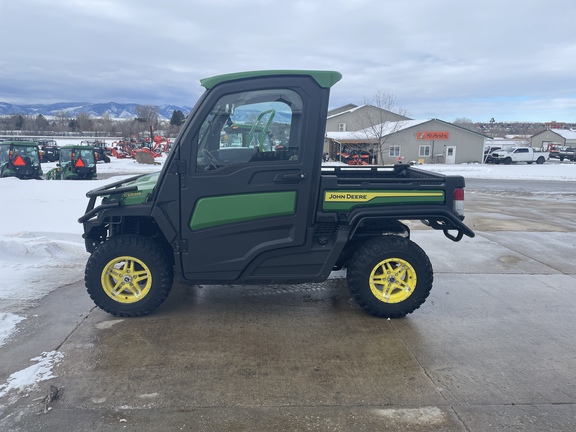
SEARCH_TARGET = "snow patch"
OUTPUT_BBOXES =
[0,313,25,347]
[0,351,64,398]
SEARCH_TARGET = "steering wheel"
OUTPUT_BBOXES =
[247,109,276,152]
[201,149,219,170]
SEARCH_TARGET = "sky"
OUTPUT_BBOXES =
[1,0,575,123]
[0,145,576,395]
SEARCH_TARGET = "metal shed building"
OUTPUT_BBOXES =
[530,129,576,150]
[325,118,486,165]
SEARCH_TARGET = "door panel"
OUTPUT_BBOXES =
[175,76,329,282]
[446,146,456,164]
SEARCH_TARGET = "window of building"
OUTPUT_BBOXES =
[419,145,431,157]
[389,146,400,157]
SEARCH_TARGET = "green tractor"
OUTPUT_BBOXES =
[0,141,43,179]
[46,145,97,180]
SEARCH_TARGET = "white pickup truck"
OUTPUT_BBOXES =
[490,147,548,165]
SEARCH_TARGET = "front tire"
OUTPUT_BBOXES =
[347,237,433,318]
[85,235,173,317]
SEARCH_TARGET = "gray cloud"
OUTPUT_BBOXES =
[1,0,575,122]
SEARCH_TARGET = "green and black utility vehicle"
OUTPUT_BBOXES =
[80,70,475,318]
[46,145,97,180]
[0,140,43,179]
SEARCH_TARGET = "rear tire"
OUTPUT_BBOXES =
[536,156,545,164]
[85,235,173,317]
[347,236,433,318]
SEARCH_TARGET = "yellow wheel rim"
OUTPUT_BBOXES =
[369,258,417,304]
[101,256,152,304]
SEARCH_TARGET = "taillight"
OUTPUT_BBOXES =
[454,188,465,216]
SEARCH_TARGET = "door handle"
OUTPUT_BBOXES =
[275,172,307,183]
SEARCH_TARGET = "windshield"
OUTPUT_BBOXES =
[77,148,95,164]
[12,146,40,164]
[60,148,95,164]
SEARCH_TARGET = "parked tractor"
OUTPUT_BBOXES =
[37,139,60,162]
[82,140,111,163]
[46,145,97,180]
[0,141,43,179]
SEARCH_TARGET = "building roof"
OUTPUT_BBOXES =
[326,119,429,141]
[545,129,576,140]
[327,104,358,117]
[327,104,368,119]
[326,104,411,121]
[326,118,488,142]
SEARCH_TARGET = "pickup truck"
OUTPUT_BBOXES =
[79,70,475,319]
[558,147,575,162]
[490,147,548,164]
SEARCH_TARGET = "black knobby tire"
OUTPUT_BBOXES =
[346,236,433,318]
[85,235,174,317]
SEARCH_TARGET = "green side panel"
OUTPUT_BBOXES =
[322,190,445,211]
[190,191,297,231]
[115,172,160,205]
[200,70,342,89]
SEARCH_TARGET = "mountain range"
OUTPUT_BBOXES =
[0,102,193,120]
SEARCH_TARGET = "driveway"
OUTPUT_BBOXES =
[1,187,576,432]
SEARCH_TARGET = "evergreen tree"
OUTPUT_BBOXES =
[16,114,24,130]
[170,110,185,126]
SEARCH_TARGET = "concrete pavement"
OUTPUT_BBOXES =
[1,191,576,431]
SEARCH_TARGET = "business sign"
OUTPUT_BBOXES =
[417,131,450,140]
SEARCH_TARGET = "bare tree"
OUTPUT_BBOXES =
[453,117,475,132]
[75,112,93,131]
[136,105,159,128]
[51,110,70,132]
[352,91,410,163]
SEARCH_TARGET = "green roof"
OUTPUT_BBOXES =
[200,70,342,90]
